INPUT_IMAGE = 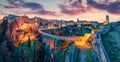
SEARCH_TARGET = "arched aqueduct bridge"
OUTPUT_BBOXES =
[38,27,94,41]
[37,27,94,49]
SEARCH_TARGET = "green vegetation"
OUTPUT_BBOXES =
[43,25,91,36]
[86,49,95,62]
[75,49,81,62]
[59,47,69,62]
[102,22,120,62]
[57,39,71,50]
[57,39,68,47]
[102,34,120,62]
[78,27,91,36]
[17,40,37,51]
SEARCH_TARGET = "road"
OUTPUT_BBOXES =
[38,28,82,41]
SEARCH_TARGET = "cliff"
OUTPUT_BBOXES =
[56,43,95,62]
[102,22,120,62]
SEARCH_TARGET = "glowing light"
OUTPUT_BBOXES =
[48,26,51,29]
[14,32,36,47]
[19,33,36,43]
[19,23,29,30]
[75,33,91,49]
[19,23,33,30]
[35,22,38,26]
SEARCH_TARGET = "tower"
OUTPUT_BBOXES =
[106,15,109,24]
[77,18,79,22]
[104,15,109,25]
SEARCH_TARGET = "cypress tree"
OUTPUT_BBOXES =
[28,35,31,47]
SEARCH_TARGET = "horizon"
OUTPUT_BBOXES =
[0,14,119,23]
[0,0,120,22]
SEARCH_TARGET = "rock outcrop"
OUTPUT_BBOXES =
[102,22,120,62]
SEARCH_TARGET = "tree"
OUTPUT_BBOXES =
[0,41,9,62]
[28,35,31,47]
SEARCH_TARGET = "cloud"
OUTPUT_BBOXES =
[87,0,120,14]
[0,5,17,8]
[22,2,57,16]
[0,0,23,8]
[7,0,24,6]
[37,10,57,16]
[59,0,89,15]
[108,2,120,14]
[59,0,120,15]
[0,0,57,16]
[23,2,44,10]
[59,5,85,15]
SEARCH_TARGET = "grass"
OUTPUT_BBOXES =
[101,22,120,62]
[59,47,69,62]
[102,33,120,62]
[86,49,95,62]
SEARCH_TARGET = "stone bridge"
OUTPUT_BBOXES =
[37,26,111,62]
[38,28,93,49]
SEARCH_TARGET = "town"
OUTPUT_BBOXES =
[0,14,119,62]
[1,0,120,62]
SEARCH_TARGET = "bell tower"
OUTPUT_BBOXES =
[106,15,109,24]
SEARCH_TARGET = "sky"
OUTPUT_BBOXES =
[0,0,120,22]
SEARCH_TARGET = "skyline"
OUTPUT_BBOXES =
[0,0,120,22]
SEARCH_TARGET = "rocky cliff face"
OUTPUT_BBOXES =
[0,40,52,62]
[56,43,95,62]
[102,22,120,62]
[64,43,77,62]
[56,43,77,62]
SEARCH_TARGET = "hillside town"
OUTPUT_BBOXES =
[0,14,117,62]
[0,0,120,62]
